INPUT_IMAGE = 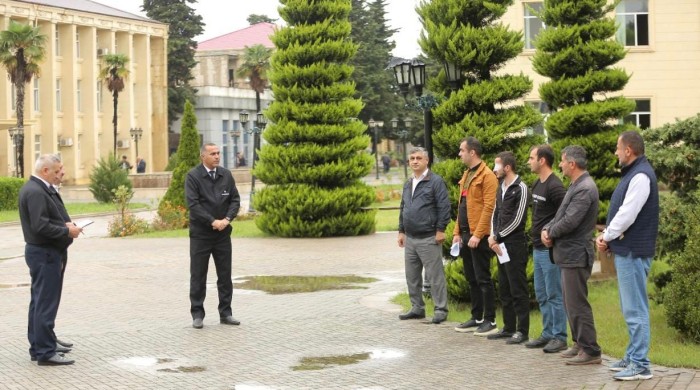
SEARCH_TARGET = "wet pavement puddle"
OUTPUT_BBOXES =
[115,356,206,374]
[291,349,405,371]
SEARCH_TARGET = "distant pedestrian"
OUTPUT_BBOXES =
[19,154,82,366]
[542,145,601,365]
[185,143,241,329]
[236,152,246,167]
[596,131,658,381]
[524,145,568,353]
[136,157,146,173]
[397,147,451,324]
[382,154,391,173]
[120,155,132,171]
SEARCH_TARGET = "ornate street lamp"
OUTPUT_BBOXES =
[368,118,384,179]
[391,117,412,179]
[229,126,242,167]
[443,61,462,90]
[129,127,143,158]
[8,126,24,178]
[239,111,267,212]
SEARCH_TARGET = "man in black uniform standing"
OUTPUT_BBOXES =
[186,143,241,329]
[20,154,82,365]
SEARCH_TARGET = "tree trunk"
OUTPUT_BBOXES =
[113,90,119,155]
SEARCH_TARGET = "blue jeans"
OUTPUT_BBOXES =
[615,254,652,369]
[533,248,567,341]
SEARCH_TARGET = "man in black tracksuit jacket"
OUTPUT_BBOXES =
[488,151,530,344]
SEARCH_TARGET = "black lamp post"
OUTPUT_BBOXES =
[8,126,24,178]
[239,111,267,213]
[129,127,143,158]
[368,118,384,179]
[391,117,412,179]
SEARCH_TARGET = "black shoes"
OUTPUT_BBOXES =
[473,321,498,336]
[487,329,514,340]
[398,311,426,320]
[431,312,447,324]
[56,338,73,348]
[455,318,482,333]
[505,331,527,345]
[192,318,204,329]
[543,338,568,353]
[525,335,551,349]
[38,353,75,366]
[220,316,241,325]
[55,345,71,353]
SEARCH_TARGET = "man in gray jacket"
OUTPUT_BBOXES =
[398,147,451,324]
[542,145,601,365]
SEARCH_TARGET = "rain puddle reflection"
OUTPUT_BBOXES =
[115,356,206,374]
[291,349,405,371]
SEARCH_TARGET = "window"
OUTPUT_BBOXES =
[77,134,82,165]
[96,81,102,112]
[56,79,62,111]
[616,0,649,46]
[524,2,544,50]
[76,80,82,112]
[623,99,651,129]
[55,28,60,56]
[228,69,235,87]
[33,78,40,112]
[527,101,551,136]
[34,135,41,161]
[75,29,80,58]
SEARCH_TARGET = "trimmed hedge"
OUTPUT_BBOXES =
[0,177,25,210]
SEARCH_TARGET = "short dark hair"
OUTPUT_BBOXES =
[531,144,555,168]
[461,136,483,157]
[619,131,645,156]
[562,145,588,170]
[496,151,517,173]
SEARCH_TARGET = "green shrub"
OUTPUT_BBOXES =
[657,192,699,260]
[152,200,188,230]
[107,185,149,237]
[0,177,24,210]
[665,212,700,342]
[88,154,132,203]
[648,258,672,304]
[164,151,179,171]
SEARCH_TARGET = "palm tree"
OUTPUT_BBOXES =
[98,53,130,154]
[0,21,46,178]
[237,44,272,113]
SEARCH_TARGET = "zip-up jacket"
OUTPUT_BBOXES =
[186,164,241,239]
[399,170,451,238]
[452,161,498,239]
[491,175,528,243]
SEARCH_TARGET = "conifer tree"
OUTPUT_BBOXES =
[159,101,201,215]
[533,0,635,221]
[254,0,376,237]
[417,0,541,188]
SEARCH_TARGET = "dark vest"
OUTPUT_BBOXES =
[606,156,659,258]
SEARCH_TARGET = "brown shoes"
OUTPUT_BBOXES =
[566,351,602,365]
[560,342,580,358]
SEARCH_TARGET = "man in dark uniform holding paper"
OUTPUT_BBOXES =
[186,143,241,329]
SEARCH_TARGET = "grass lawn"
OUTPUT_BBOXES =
[234,275,378,294]
[0,203,150,223]
[392,280,700,368]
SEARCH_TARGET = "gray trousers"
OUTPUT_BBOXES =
[561,265,601,357]
[404,235,448,314]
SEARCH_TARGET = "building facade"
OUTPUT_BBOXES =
[0,0,168,183]
[500,0,700,133]
[174,22,274,169]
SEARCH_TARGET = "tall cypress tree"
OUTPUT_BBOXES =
[253,0,376,237]
[417,0,541,189]
[533,0,634,221]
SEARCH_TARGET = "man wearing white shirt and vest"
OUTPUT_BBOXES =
[596,131,658,381]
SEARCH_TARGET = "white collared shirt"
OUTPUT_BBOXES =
[603,173,651,241]
[32,175,52,190]
[411,168,429,196]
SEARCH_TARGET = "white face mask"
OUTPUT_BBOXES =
[493,163,502,172]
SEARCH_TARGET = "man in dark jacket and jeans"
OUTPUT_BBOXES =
[186,143,241,329]
[398,147,451,324]
[542,145,601,365]
[487,151,530,345]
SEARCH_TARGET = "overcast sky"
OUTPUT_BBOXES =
[95,0,423,59]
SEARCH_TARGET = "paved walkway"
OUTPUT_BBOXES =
[0,210,698,389]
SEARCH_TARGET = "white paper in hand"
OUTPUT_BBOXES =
[75,219,94,229]
[496,243,510,264]
[450,242,460,257]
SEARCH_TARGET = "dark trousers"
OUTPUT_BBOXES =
[190,235,233,319]
[52,253,68,341]
[25,244,62,361]
[497,241,530,335]
[561,265,601,357]
[460,234,496,323]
